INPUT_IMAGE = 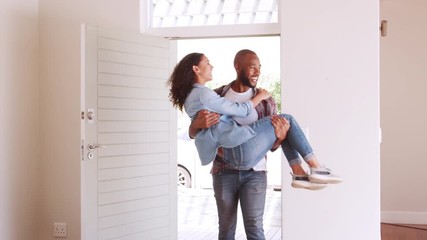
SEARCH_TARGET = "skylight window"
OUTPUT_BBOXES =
[151,0,278,28]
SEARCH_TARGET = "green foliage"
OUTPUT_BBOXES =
[258,74,281,114]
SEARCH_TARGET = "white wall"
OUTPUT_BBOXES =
[380,0,427,224]
[38,1,140,239]
[0,1,40,240]
[281,1,380,239]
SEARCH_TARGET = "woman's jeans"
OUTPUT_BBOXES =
[222,114,314,170]
[213,169,267,240]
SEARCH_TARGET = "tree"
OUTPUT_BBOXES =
[258,74,281,113]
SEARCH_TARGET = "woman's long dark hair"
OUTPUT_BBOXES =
[168,52,204,111]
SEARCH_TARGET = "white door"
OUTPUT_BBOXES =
[81,24,177,240]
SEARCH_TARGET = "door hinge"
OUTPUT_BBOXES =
[81,139,85,161]
[380,20,388,37]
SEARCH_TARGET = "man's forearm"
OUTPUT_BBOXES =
[269,115,289,151]
[270,138,282,152]
[188,110,220,139]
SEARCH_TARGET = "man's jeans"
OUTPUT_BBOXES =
[213,170,267,240]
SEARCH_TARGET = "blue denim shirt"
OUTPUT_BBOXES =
[211,81,278,173]
[184,84,256,165]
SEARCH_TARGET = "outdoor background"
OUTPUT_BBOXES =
[176,36,283,189]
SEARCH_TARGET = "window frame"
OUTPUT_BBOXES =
[140,0,281,38]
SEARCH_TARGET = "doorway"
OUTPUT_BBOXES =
[175,36,282,239]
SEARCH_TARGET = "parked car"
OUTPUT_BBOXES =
[177,126,213,189]
[176,127,282,189]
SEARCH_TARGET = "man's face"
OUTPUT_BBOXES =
[238,54,261,88]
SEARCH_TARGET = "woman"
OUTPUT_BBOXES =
[168,52,342,185]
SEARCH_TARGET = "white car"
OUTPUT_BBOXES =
[177,127,213,189]
[176,126,282,189]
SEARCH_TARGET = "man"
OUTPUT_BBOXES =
[189,49,288,240]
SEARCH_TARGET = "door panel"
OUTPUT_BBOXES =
[81,24,176,240]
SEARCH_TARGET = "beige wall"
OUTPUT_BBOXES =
[0,0,424,239]
[0,1,40,240]
[381,0,427,224]
[38,0,140,239]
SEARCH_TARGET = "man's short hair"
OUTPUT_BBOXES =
[234,49,256,66]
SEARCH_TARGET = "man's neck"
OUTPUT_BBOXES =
[231,80,252,93]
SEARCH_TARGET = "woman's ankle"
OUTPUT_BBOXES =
[307,159,321,169]
[290,164,307,175]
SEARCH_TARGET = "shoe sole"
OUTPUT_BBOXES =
[291,181,327,191]
[309,175,343,184]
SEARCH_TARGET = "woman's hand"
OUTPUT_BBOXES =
[256,88,272,100]
[251,88,272,107]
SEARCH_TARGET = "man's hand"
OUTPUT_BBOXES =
[188,110,220,139]
[270,115,290,151]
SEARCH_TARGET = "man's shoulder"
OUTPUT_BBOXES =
[214,82,233,96]
[213,85,225,95]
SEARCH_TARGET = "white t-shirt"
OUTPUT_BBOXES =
[224,88,267,171]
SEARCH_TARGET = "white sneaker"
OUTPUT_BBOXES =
[291,173,327,190]
[309,167,343,184]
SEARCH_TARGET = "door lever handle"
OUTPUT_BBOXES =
[88,144,107,150]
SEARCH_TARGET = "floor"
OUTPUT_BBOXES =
[381,223,427,240]
[178,187,281,240]
[178,188,427,240]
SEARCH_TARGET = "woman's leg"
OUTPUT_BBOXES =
[221,116,278,169]
[278,114,317,164]
[221,114,318,170]
[279,114,343,184]
[221,114,312,169]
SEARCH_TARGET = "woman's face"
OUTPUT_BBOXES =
[193,55,213,84]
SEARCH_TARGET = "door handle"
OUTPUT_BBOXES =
[88,144,107,150]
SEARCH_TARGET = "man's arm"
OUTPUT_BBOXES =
[188,110,220,139]
[270,115,290,151]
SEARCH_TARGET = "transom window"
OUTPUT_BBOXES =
[151,0,278,28]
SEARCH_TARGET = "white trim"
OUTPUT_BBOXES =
[139,0,152,34]
[381,211,427,224]
[168,40,178,240]
[139,0,280,38]
[80,23,87,240]
[141,23,280,38]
